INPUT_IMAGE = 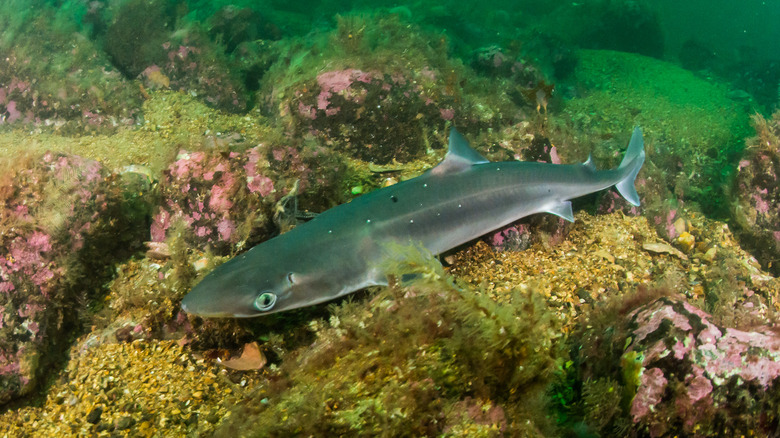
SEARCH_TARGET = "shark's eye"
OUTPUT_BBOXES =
[254,292,277,311]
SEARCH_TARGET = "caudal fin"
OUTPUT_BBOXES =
[615,127,645,206]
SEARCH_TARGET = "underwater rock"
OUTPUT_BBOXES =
[151,141,342,255]
[263,14,524,164]
[732,111,780,276]
[152,147,277,254]
[624,297,780,437]
[487,222,533,252]
[0,9,142,131]
[486,215,572,253]
[103,0,248,113]
[0,152,143,405]
[138,31,248,113]
[103,0,173,79]
[289,67,453,164]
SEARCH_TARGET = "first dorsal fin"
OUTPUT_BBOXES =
[430,127,490,175]
[583,154,595,170]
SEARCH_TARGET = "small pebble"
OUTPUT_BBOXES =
[116,415,135,430]
[86,406,102,424]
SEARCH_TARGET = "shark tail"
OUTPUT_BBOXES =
[614,127,645,207]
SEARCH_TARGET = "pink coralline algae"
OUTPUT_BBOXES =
[487,213,574,252]
[244,147,275,197]
[139,35,247,113]
[732,111,780,275]
[630,367,666,421]
[0,151,135,405]
[290,67,456,164]
[152,146,284,254]
[0,37,142,129]
[623,297,780,436]
[315,69,376,113]
[488,224,531,251]
[0,231,56,298]
[0,232,56,295]
[0,79,32,125]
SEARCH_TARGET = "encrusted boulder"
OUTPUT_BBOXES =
[137,34,248,113]
[263,15,524,165]
[151,142,343,255]
[732,111,780,276]
[286,67,454,164]
[623,297,780,436]
[0,152,143,404]
[0,6,141,130]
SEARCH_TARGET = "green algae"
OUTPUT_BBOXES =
[0,90,280,178]
[579,377,629,435]
[262,13,453,93]
[262,13,522,152]
[214,248,564,437]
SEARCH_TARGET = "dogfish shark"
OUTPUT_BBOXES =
[181,127,645,317]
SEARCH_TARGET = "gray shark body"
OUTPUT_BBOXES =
[181,127,645,317]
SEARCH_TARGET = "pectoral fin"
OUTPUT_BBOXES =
[546,201,574,222]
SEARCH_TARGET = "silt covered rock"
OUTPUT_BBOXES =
[0,6,142,131]
[0,152,144,404]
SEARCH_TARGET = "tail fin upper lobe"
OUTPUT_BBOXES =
[615,127,645,206]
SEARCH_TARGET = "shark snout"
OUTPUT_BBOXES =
[180,273,260,318]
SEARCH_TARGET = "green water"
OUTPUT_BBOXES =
[3,0,778,109]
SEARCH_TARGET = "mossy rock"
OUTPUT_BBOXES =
[261,14,520,164]
[562,49,752,215]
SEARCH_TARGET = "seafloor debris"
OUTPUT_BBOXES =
[0,339,258,437]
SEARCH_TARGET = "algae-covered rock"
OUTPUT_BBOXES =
[214,257,562,437]
[151,147,276,255]
[137,30,249,113]
[263,14,523,164]
[289,67,454,164]
[0,6,142,131]
[264,15,457,164]
[104,0,248,113]
[731,111,780,276]
[571,275,780,438]
[0,152,145,404]
[624,297,780,436]
[151,138,344,255]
